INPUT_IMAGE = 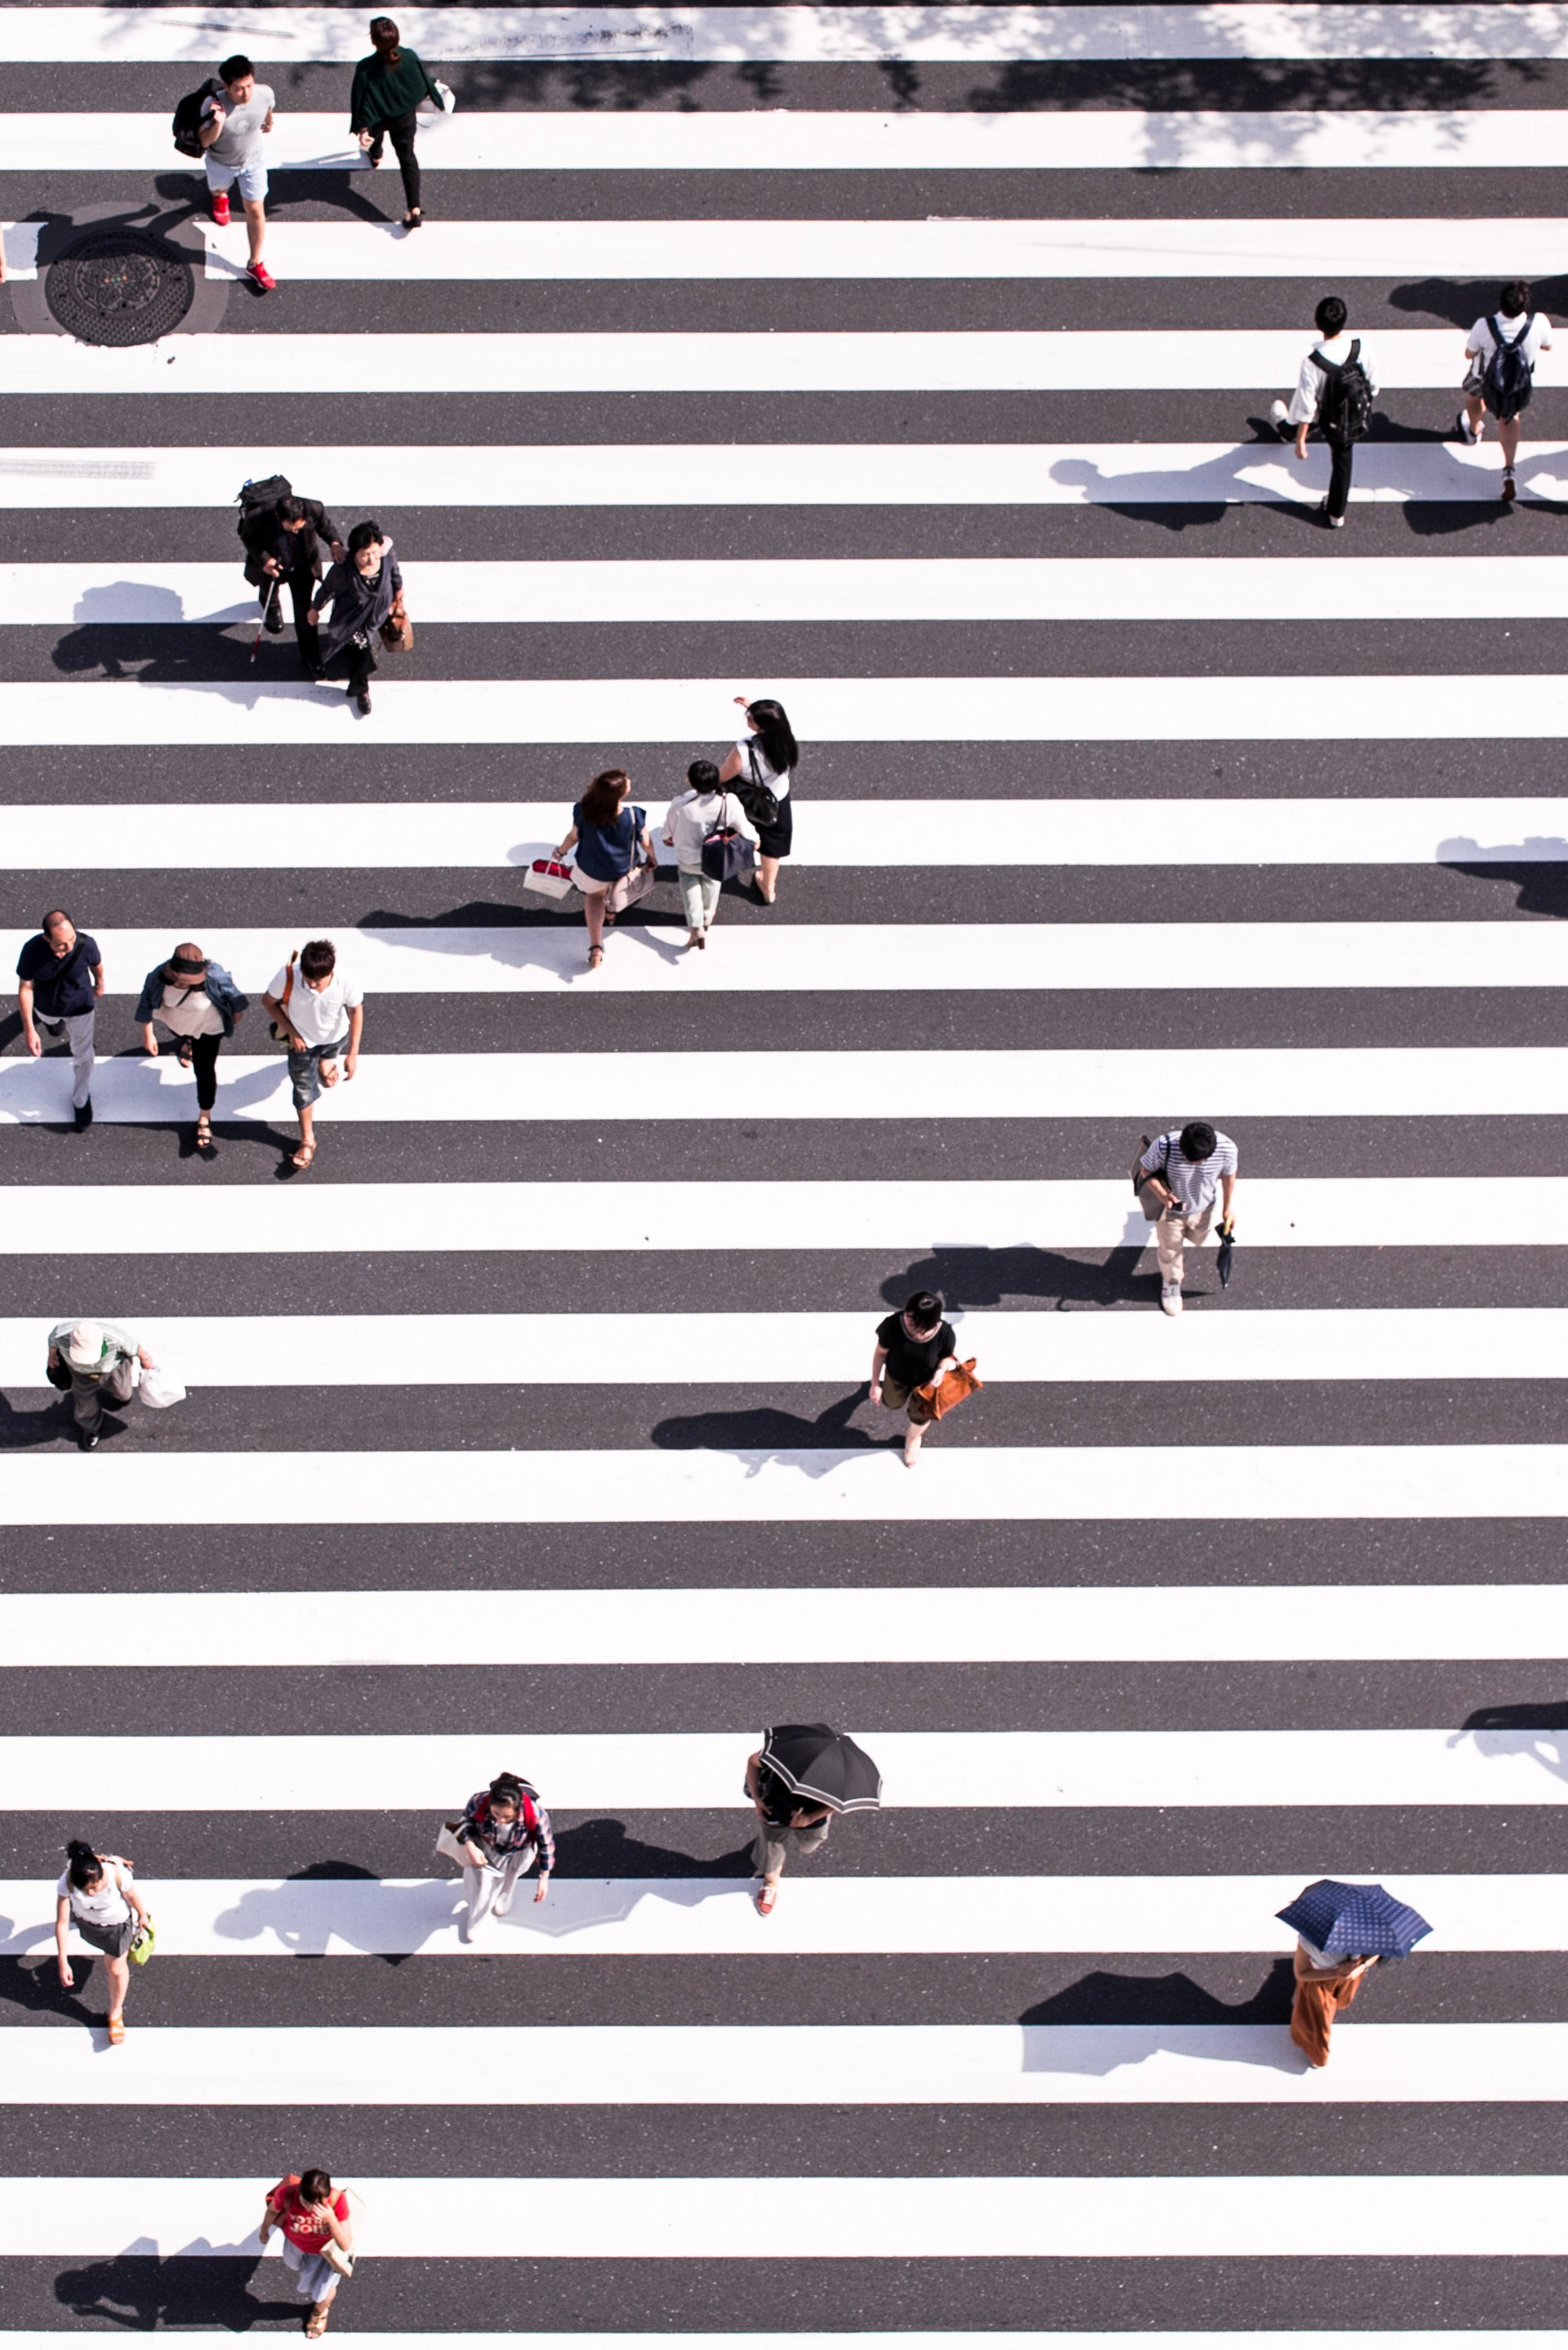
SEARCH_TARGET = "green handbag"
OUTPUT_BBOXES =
[128,1915,156,1967]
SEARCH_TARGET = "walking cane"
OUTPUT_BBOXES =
[251,577,280,660]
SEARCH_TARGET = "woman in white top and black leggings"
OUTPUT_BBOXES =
[56,1838,149,2045]
[715,695,798,906]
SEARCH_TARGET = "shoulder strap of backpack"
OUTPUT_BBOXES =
[1347,338,1361,368]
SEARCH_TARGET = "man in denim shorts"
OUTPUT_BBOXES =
[199,54,277,292]
[261,939,364,1174]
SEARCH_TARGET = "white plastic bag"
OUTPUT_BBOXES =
[138,1363,186,1410]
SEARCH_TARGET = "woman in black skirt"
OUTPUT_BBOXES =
[54,1839,150,2045]
[716,694,798,905]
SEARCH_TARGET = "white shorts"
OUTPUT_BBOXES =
[205,153,268,203]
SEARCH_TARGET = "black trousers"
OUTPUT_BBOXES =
[321,636,378,697]
[1324,434,1355,520]
[259,563,321,671]
[188,1030,222,1113]
[368,109,421,210]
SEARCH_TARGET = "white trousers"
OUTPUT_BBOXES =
[462,1842,537,1929]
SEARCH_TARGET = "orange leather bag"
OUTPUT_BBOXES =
[915,1357,983,1423]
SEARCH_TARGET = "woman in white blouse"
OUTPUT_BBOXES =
[662,757,757,948]
[55,1839,150,2044]
[715,694,798,906]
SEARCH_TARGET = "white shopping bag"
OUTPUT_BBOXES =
[138,1364,187,1409]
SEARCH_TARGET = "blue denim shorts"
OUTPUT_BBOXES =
[286,1034,349,1110]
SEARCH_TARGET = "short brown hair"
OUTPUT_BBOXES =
[300,939,336,981]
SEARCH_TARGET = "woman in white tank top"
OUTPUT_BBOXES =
[55,1838,149,2045]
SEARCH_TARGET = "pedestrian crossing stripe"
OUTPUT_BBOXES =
[14,799,1568,867]
[178,215,1568,281]
[3,1046,1561,1127]
[43,925,1568,998]
[10,1306,1568,1390]
[7,2020,1568,2107]
[7,1726,1566,1808]
[8,799,1566,868]
[0,327,1519,395]
[7,4,1568,65]
[7,1443,1564,1527]
[7,1582,1568,1666]
[3,1175,1565,1255]
[2,443,1561,509]
[26,555,1568,626]
[0,675,1561,743]
[4,1873,1559,1955]
[2,2171,1565,2258]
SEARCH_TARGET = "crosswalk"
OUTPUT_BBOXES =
[3,0,1566,2342]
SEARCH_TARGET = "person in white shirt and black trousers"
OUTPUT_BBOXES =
[1270,295,1377,529]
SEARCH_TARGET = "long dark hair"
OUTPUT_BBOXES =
[580,768,630,827]
[746,698,798,777]
[297,2168,335,2205]
[368,16,401,61]
[65,1839,103,1891]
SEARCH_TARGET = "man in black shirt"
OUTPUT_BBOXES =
[870,1288,958,1469]
[17,909,104,1130]
[239,492,345,672]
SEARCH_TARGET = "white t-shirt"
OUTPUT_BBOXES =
[662,787,757,868]
[736,737,789,805]
[1467,310,1552,369]
[58,1859,132,1926]
[1286,333,1379,426]
[269,964,363,1049]
[155,982,225,1039]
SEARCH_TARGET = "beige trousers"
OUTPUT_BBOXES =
[1138,1185,1214,1286]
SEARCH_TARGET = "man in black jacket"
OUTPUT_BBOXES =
[239,493,345,672]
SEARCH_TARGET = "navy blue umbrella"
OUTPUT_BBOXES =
[1276,1878,1432,1959]
[1216,1219,1236,1288]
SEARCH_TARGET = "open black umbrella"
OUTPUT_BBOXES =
[760,1723,882,1813]
[1216,1219,1236,1288]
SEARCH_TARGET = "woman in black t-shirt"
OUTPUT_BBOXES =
[869,1288,957,1469]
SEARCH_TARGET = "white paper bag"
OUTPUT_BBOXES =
[434,1823,470,1868]
[138,1364,186,1410]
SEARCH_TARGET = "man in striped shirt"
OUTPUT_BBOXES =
[1138,1121,1238,1317]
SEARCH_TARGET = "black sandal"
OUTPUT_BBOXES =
[403,207,422,228]
[177,1037,194,1068]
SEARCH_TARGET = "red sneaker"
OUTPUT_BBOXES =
[210,190,230,226]
[247,259,277,292]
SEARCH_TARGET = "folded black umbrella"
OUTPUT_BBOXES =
[1216,1220,1236,1288]
[760,1723,883,1813]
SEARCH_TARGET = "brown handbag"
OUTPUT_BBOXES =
[915,1357,982,1423]
[380,609,414,652]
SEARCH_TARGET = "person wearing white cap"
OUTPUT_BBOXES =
[46,1319,155,1451]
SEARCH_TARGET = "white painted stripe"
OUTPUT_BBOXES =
[8,1584,1568,1667]
[10,1308,1568,1391]
[5,2020,1566,2107]
[8,6,1568,65]
[1,1728,1565,1813]
[0,676,1563,747]
[58,924,1568,999]
[194,215,1568,282]
[3,2172,1567,2258]
[2,1175,1565,1257]
[8,798,1568,870]
[14,109,1568,170]
[29,555,1568,626]
[1,1874,1550,1958]
[4,442,1565,509]
[0,329,1504,397]
[5,1444,1565,1529]
[2,1047,1561,1128]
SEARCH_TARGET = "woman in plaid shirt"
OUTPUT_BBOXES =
[457,1770,554,1940]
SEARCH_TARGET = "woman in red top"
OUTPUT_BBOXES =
[257,2169,354,2338]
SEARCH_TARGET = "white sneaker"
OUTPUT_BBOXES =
[1160,1282,1183,1316]
[1268,397,1292,441]
[492,1888,514,1917]
[1456,408,1479,445]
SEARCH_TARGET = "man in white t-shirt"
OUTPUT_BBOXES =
[198,53,277,292]
[1459,280,1553,502]
[261,938,364,1173]
[1137,1120,1239,1317]
[1268,294,1378,529]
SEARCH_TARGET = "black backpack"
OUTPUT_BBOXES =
[1482,314,1535,422]
[172,78,220,158]
[236,475,292,542]
[1312,339,1374,444]
[733,738,781,831]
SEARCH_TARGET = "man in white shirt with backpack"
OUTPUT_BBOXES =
[1459,280,1553,504]
[1270,294,1376,530]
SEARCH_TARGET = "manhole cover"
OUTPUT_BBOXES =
[45,229,194,347]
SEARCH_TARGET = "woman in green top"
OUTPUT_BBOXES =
[350,16,443,229]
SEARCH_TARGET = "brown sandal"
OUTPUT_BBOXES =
[292,1140,317,1171]
[106,2013,126,2045]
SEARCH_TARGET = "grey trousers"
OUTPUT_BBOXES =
[753,1817,831,1878]
[39,1010,96,1108]
[69,1355,136,1436]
